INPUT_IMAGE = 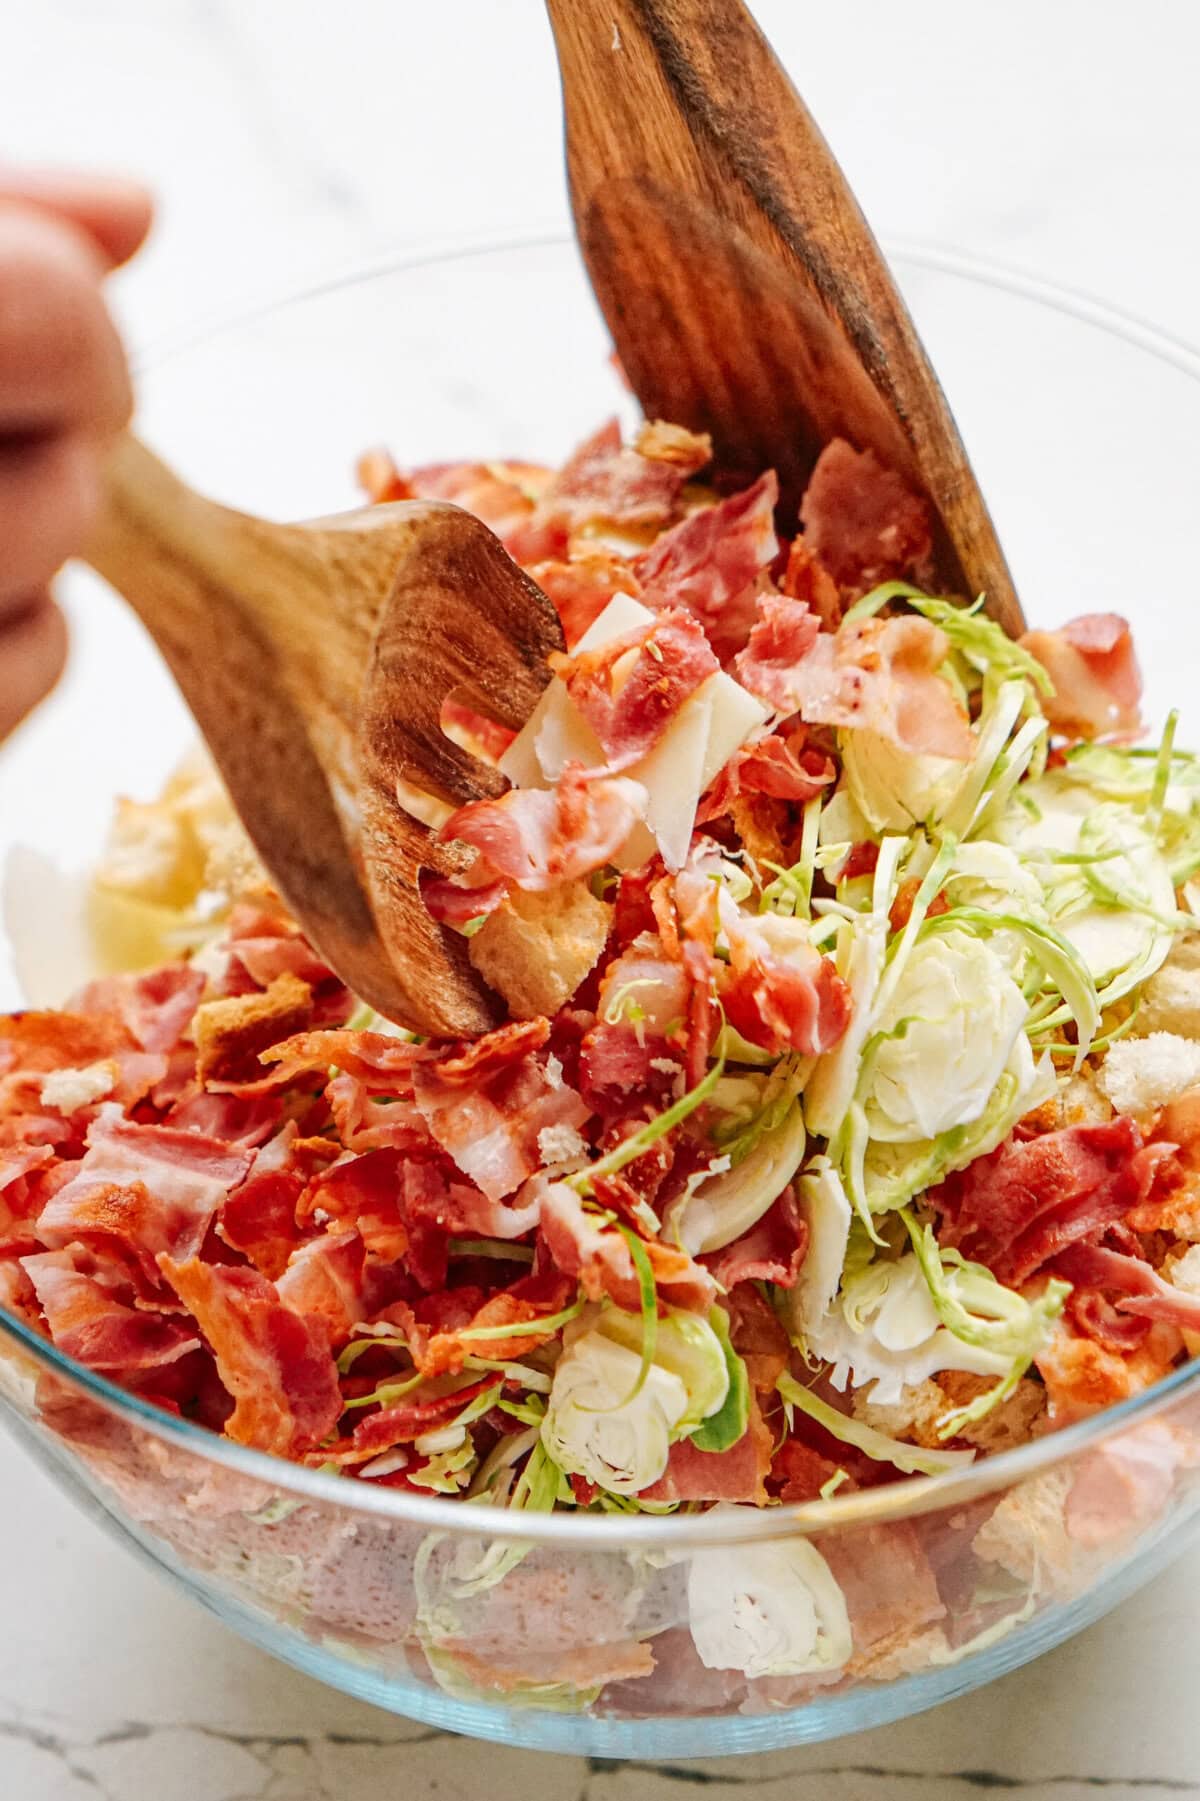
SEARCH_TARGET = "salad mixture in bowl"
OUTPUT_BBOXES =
[3,411,1200,1728]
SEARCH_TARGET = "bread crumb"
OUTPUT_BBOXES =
[39,1061,117,1114]
[469,883,612,1019]
[1095,1032,1200,1116]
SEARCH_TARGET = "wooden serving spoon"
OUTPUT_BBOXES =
[545,0,1024,638]
[85,435,563,1037]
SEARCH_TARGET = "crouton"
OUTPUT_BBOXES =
[633,418,713,471]
[469,883,612,1020]
[39,1061,117,1114]
[1138,951,1200,1040]
[972,1468,1090,1595]
[1095,1032,1200,1116]
[193,972,313,1085]
[1021,1065,1112,1135]
[853,1373,1047,1456]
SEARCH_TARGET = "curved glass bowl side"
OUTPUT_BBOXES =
[3,237,1200,1752]
[3,1322,1200,1755]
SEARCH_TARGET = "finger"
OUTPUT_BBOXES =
[0,434,101,603]
[0,593,68,741]
[0,168,153,270]
[0,210,133,436]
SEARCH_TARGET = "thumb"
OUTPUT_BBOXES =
[0,167,153,271]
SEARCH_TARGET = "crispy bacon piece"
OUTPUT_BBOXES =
[530,551,642,650]
[818,1520,945,1670]
[634,472,779,663]
[799,439,934,599]
[639,1397,772,1503]
[36,1108,254,1287]
[718,912,852,1058]
[781,534,842,630]
[70,964,206,1055]
[771,1436,849,1502]
[1064,1421,1180,1549]
[413,1034,590,1202]
[535,417,705,533]
[724,1285,790,1394]
[385,1268,576,1378]
[300,1148,409,1263]
[1053,1242,1200,1331]
[227,1030,432,1097]
[342,1376,496,1457]
[159,1256,342,1456]
[401,458,554,561]
[578,1022,684,1116]
[702,1188,809,1291]
[22,1249,200,1371]
[440,763,644,893]
[736,596,975,761]
[932,1118,1157,1285]
[326,1074,435,1154]
[699,726,835,822]
[550,607,718,771]
[1019,613,1143,741]
[217,1169,305,1279]
[539,1181,717,1312]
[275,1228,368,1343]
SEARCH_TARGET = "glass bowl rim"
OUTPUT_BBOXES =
[5,229,1200,1550]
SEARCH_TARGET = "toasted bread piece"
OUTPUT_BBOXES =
[1097,1031,1200,1116]
[854,1373,1047,1456]
[194,971,313,1085]
[469,883,612,1020]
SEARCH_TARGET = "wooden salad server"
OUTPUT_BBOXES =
[85,434,564,1037]
[545,0,1025,637]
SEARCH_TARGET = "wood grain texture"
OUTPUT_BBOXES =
[85,434,563,1035]
[546,0,1024,636]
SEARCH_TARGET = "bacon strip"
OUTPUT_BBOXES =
[1053,1242,1200,1331]
[22,1250,200,1371]
[634,472,779,663]
[736,597,975,761]
[799,439,934,599]
[1019,613,1143,741]
[36,1108,254,1286]
[440,763,645,893]
[159,1256,342,1456]
[702,1188,809,1291]
[550,607,718,770]
[933,1118,1157,1285]
[413,1041,590,1203]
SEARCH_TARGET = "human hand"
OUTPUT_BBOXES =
[0,169,152,741]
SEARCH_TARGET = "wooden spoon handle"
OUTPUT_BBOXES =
[547,0,1024,636]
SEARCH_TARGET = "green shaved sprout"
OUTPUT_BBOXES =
[449,1239,537,1264]
[607,1223,659,1412]
[454,1299,585,1343]
[900,1209,1069,1437]
[689,1306,750,1452]
[777,1372,976,1476]
[906,594,1053,699]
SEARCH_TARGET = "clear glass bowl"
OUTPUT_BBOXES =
[2,235,1200,1758]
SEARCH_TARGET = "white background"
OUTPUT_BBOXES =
[2,3,1200,1797]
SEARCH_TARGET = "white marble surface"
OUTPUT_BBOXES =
[2,3,1200,1796]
